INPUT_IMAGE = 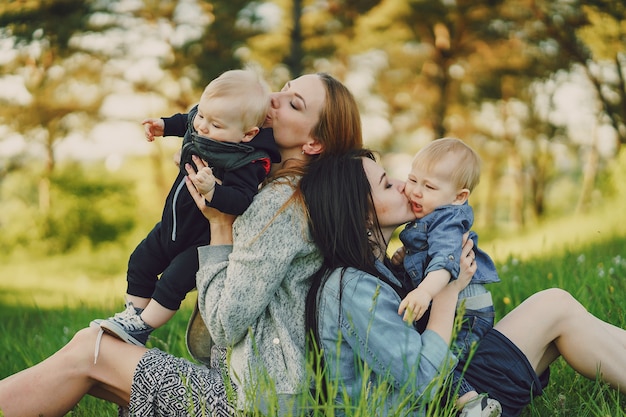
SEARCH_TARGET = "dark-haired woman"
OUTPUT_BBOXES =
[302,149,626,417]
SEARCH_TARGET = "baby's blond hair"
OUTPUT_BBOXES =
[412,137,481,191]
[202,69,270,129]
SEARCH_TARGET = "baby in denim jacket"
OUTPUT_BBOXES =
[397,137,501,417]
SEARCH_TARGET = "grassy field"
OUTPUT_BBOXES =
[1,218,625,415]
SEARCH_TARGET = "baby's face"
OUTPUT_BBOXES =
[193,95,249,143]
[404,155,463,219]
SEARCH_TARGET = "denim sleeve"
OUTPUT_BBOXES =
[469,231,501,284]
[338,272,457,396]
[423,208,471,280]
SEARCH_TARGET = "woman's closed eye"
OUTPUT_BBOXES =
[289,97,305,110]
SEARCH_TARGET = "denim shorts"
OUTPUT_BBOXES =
[458,329,550,417]
[455,285,496,359]
[455,306,495,359]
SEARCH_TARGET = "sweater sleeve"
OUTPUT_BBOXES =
[196,180,310,346]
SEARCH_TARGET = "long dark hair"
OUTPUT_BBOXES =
[301,149,405,402]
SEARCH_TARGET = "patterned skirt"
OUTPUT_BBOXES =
[120,346,236,417]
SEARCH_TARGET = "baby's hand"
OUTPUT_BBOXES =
[391,246,406,266]
[194,165,217,201]
[457,234,476,288]
[142,118,165,142]
[398,287,432,322]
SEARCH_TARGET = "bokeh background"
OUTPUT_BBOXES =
[1,3,626,415]
[0,0,625,305]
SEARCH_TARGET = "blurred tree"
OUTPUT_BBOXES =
[347,0,624,229]
[43,164,137,253]
[1,0,623,247]
[243,0,384,80]
[345,0,565,228]
[531,0,626,213]
[0,162,137,255]
[0,0,104,212]
[170,0,270,83]
[286,0,304,76]
[300,0,383,68]
[539,1,626,148]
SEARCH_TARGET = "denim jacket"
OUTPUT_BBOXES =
[399,203,499,288]
[317,260,458,416]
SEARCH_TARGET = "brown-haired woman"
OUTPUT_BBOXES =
[0,73,363,417]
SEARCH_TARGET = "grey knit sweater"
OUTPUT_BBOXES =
[195,177,322,414]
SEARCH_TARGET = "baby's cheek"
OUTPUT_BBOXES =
[192,115,203,132]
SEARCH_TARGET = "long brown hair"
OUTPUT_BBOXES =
[266,73,364,224]
[270,72,363,181]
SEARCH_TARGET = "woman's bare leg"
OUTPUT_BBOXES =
[601,320,626,348]
[495,288,626,392]
[0,327,146,417]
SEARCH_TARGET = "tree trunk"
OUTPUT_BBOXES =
[575,130,599,214]
[39,123,56,213]
[507,147,524,229]
[476,157,498,230]
[286,0,304,77]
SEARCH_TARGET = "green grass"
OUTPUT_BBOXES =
[1,234,625,416]
[0,301,195,416]
[491,236,626,417]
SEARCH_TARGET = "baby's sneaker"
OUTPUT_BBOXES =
[99,302,153,346]
[89,318,103,328]
[459,393,502,417]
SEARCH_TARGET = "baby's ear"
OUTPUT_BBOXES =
[453,189,470,205]
[241,126,260,143]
